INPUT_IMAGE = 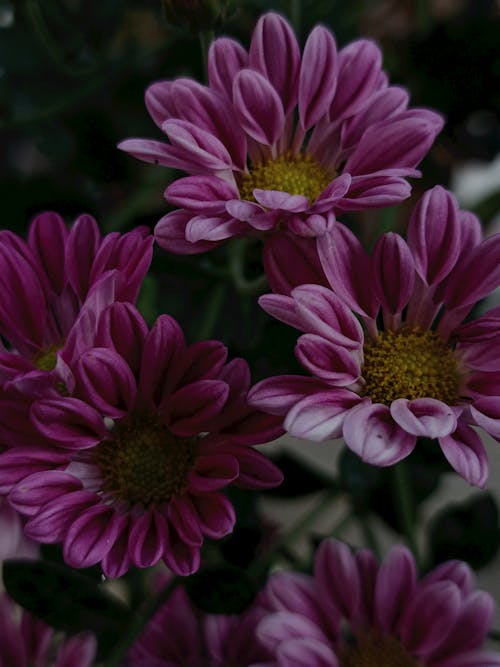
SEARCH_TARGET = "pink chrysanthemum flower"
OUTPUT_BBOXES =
[255,537,500,667]
[0,303,283,577]
[118,12,443,255]
[0,211,153,393]
[249,186,500,487]
[0,593,96,667]
[127,584,270,666]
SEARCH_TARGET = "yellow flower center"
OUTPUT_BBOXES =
[362,328,462,406]
[34,345,60,371]
[238,153,333,203]
[94,416,196,506]
[340,633,421,667]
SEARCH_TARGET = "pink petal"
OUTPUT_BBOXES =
[469,397,500,438]
[162,119,235,171]
[390,398,457,438]
[262,232,328,296]
[343,402,417,466]
[299,26,337,130]
[314,537,359,618]
[284,390,362,441]
[191,491,236,538]
[95,302,148,374]
[258,293,302,329]
[317,223,379,319]
[216,444,284,489]
[292,284,364,348]
[401,581,461,656]
[257,611,329,653]
[63,505,122,568]
[55,633,97,667]
[233,69,285,146]
[31,398,106,449]
[9,470,82,517]
[208,37,248,101]
[253,190,309,212]
[374,545,416,634]
[168,496,203,546]
[168,379,229,436]
[28,211,68,295]
[154,210,219,255]
[407,186,461,285]
[436,591,494,657]
[75,348,137,418]
[25,491,98,543]
[248,375,327,416]
[372,233,415,314]
[65,214,101,300]
[277,638,338,667]
[166,175,239,215]
[187,454,239,492]
[295,333,361,385]
[438,422,489,488]
[117,138,174,167]
[129,510,169,568]
[185,215,247,243]
[249,12,300,115]
[144,80,177,127]
[329,39,382,122]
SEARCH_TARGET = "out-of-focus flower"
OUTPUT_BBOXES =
[0,592,96,667]
[249,186,500,487]
[0,304,283,578]
[119,12,443,255]
[0,497,38,560]
[126,584,270,666]
[257,537,500,667]
[0,212,153,394]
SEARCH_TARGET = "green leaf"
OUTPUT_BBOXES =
[3,559,131,659]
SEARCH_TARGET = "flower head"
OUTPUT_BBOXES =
[249,186,500,486]
[0,592,96,667]
[119,12,442,254]
[257,537,500,667]
[0,304,283,577]
[0,211,153,393]
[127,583,270,666]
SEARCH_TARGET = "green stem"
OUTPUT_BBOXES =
[392,461,421,568]
[196,282,226,340]
[104,577,181,667]
[199,29,214,82]
[228,238,268,295]
[250,489,337,578]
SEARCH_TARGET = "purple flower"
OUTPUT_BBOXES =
[0,304,283,577]
[249,186,500,487]
[0,212,153,394]
[0,592,96,667]
[256,537,500,667]
[118,12,443,254]
[127,583,270,666]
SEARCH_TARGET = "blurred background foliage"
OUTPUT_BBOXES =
[2,0,500,591]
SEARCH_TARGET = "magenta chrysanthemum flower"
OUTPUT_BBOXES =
[256,537,500,667]
[0,593,96,667]
[0,303,283,577]
[249,186,500,487]
[0,211,153,393]
[127,584,270,666]
[118,12,443,255]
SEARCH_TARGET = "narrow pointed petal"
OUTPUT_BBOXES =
[407,186,461,285]
[372,233,415,314]
[233,69,285,145]
[249,12,300,114]
[299,26,337,130]
[208,37,248,100]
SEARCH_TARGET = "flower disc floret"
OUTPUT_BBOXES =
[95,417,196,506]
[362,328,462,406]
[238,154,334,204]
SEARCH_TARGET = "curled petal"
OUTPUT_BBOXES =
[31,398,106,449]
[390,398,457,438]
[166,175,239,215]
[375,545,416,634]
[154,210,219,255]
[284,390,362,441]
[372,233,415,314]
[248,375,326,416]
[208,37,248,101]
[315,538,359,618]
[343,403,417,466]
[295,333,361,385]
[438,422,489,488]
